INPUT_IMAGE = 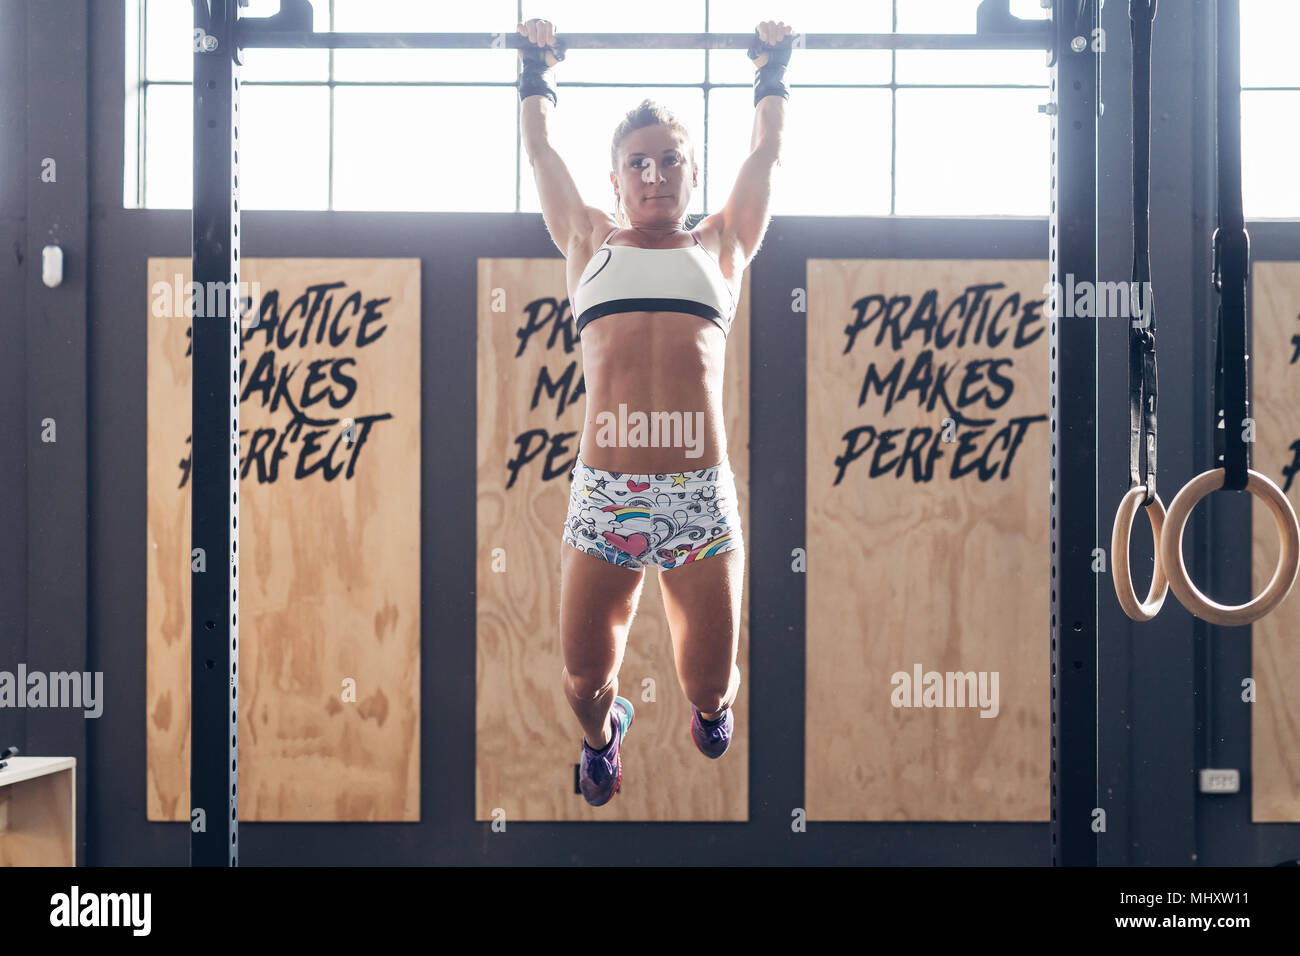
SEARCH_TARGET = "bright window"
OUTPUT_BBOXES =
[1241,0,1300,218]
[126,0,1070,216]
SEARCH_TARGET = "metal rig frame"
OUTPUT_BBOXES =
[190,0,1100,866]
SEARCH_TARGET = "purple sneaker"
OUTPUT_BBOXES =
[579,696,634,807]
[690,704,733,759]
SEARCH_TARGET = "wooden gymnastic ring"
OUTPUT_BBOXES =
[1158,468,1300,626]
[1110,485,1169,621]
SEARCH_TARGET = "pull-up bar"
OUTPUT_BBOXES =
[234,31,1054,52]
[231,0,1052,52]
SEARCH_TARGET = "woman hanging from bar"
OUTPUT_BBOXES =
[516,16,793,806]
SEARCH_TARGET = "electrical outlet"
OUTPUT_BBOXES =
[1198,768,1240,793]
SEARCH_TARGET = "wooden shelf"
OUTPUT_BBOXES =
[0,757,76,866]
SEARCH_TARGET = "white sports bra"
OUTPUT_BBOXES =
[571,227,737,338]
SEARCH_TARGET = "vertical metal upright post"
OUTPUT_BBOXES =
[1048,0,1100,865]
[191,0,241,867]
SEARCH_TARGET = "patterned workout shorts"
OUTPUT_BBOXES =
[561,453,743,571]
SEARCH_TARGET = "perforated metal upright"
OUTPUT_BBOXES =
[191,0,241,867]
[1046,0,1101,866]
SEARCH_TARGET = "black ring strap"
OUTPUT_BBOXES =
[1129,0,1159,507]
[1212,0,1251,492]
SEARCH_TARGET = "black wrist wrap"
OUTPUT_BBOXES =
[747,31,793,107]
[518,38,566,105]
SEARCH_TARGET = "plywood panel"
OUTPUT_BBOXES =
[476,259,749,820]
[806,259,1050,821]
[1250,262,1300,822]
[146,258,421,821]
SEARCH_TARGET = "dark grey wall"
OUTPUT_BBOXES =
[1,0,91,865]
[0,4,29,726]
[0,0,30,786]
[1,0,1295,866]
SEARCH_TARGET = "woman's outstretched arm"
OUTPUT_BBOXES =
[706,21,792,267]
[719,95,786,264]
[518,19,605,257]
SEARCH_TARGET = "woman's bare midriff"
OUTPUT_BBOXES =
[565,224,739,473]
[575,310,728,473]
